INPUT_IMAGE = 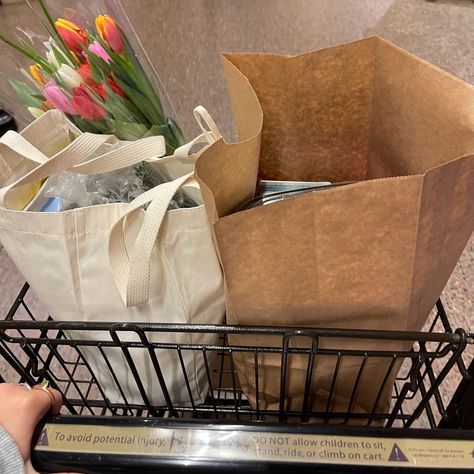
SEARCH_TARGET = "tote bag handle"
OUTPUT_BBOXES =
[64,104,221,173]
[0,109,80,170]
[107,106,222,307]
[0,131,50,168]
[108,172,197,307]
[0,134,165,209]
[168,106,222,159]
[1,106,220,210]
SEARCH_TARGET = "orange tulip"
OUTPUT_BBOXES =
[29,64,46,86]
[95,15,125,53]
[55,18,88,55]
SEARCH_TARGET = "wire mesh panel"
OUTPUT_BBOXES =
[0,283,472,429]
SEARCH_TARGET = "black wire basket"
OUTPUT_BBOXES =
[1,282,473,431]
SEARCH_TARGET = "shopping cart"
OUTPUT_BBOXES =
[1,282,474,473]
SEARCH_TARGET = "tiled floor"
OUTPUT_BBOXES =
[0,0,473,420]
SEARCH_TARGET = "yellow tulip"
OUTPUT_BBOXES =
[29,64,46,86]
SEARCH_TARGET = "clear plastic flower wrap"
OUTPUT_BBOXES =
[0,0,185,153]
[39,162,197,210]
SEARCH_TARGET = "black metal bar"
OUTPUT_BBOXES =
[202,349,218,417]
[228,350,240,419]
[0,338,37,386]
[216,339,226,402]
[3,332,452,359]
[254,351,260,419]
[0,319,465,344]
[416,369,436,429]
[386,357,424,427]
[109,328,161,417]
[437,301,471,378]
[278,334,292,422]
[367,355,397,426]
[300,336,318,422]
[440,358,474,429]
[344,354,368,424]
[98,345,134,415]
[417,341,447,420]
[3,282,30,321]
[405,330,468,428]
[177,348,197,412]
[324,354,342,423]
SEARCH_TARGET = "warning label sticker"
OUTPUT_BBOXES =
[35,424,474,469]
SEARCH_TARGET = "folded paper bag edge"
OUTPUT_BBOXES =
[195,54,263,222]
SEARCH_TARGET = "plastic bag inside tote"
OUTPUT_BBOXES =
[28,161,198,212]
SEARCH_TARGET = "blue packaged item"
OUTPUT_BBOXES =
[39,197,63,212]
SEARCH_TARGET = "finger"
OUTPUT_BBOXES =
[28,388,54,425]
[24,458,39,474]
[29,386,62,425]
[49,388,63,415]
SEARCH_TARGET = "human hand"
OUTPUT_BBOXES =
[0,382,62,474]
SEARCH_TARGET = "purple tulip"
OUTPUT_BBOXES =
[43,81,77,115]
[88,41,112,64]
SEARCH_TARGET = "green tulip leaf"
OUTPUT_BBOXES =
[112,75,164,125]
[87,52,112,84]
[7,78,44,109]
[110,120,149,140]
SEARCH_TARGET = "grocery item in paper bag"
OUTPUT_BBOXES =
[237,180,355,211]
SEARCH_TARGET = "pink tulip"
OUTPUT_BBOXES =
[88,41,111,63]
[43,81,77,115]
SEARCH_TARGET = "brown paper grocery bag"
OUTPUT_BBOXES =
[195,37,474,422]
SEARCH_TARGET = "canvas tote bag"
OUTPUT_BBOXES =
[195,37,474,422]
[0,108,225,407]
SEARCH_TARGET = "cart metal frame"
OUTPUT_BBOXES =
[1,283,474,473]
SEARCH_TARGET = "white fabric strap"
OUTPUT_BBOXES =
[0,109,81,172]
[172,133,211,159]
[0,131,49,170]
[1,135,166,209]
[71,136,166,175]
[194,106,221,143]
[108,106,221,307]
[1,104,220,208]
[15,133,117,185]
[144,105,223,160]
[109,172,195,307]
[171,106,222,159]
[0,133,117,208]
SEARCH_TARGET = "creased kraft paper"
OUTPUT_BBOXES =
[195,37,474,422]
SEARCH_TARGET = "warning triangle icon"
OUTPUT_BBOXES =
[388,443,409,462]
[37,429,49,447]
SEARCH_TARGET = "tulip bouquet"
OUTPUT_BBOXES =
[0,0,184,152]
